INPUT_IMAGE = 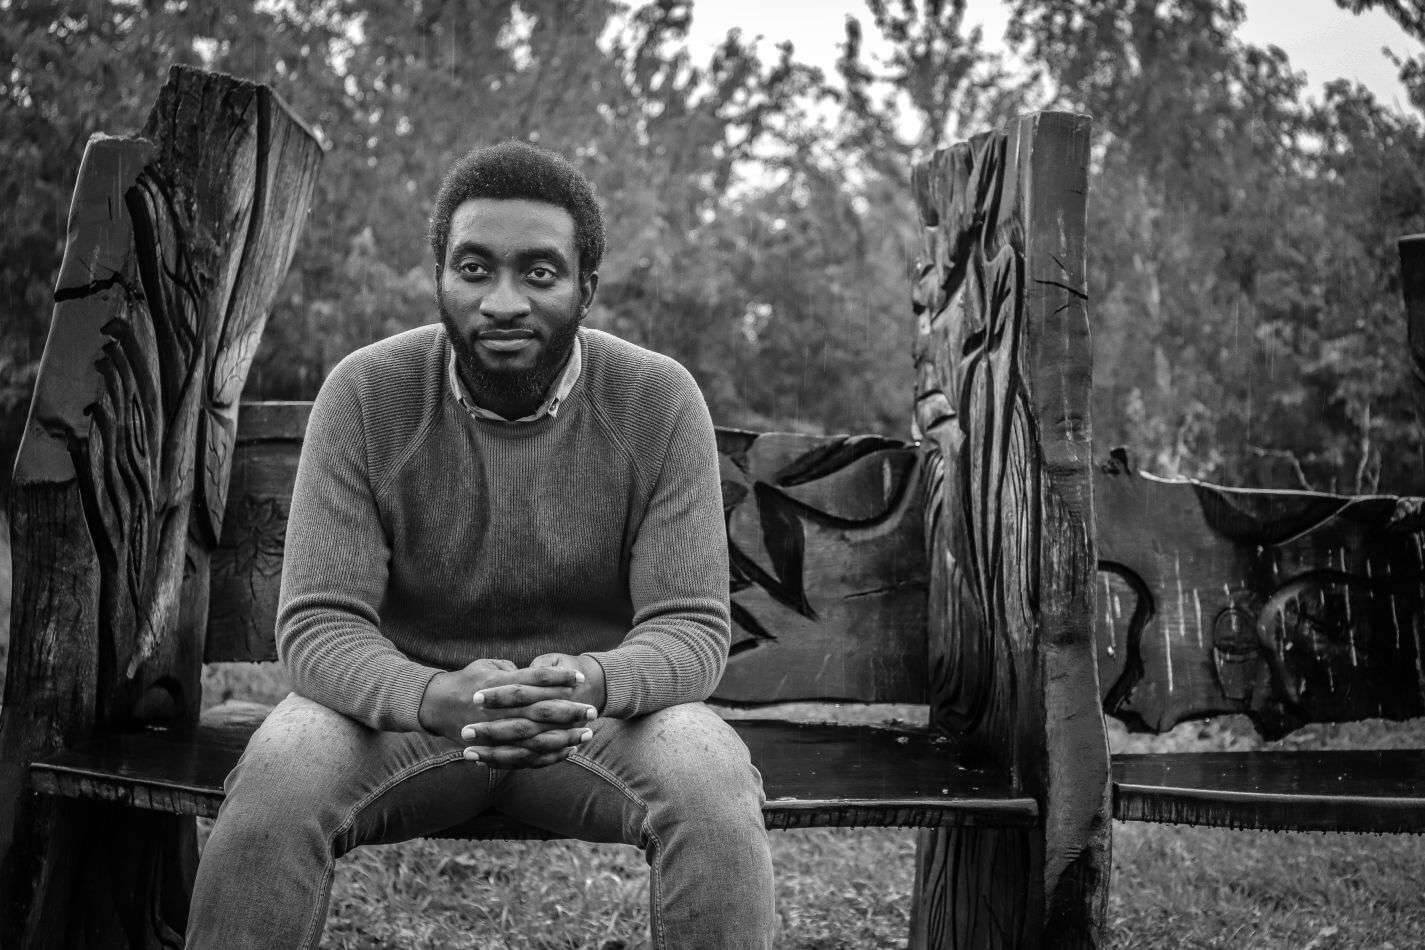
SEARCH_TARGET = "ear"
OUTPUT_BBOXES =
[578,271,599,318]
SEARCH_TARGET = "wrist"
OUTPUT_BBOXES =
[417,670,454,734]
[574,654,608,714]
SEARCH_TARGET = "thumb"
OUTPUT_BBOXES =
[529,653,565,668]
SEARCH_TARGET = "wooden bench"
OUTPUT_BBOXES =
[0,68,1107,948]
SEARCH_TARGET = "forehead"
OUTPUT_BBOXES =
[447,198,576,257]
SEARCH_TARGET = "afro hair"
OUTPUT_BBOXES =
[428,141,605,279]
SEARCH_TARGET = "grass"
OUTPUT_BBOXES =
[6,517,1425,947]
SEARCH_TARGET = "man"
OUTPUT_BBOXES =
[188,142,776,948]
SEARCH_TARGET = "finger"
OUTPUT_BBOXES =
[518,700,599,724]
[465,658,518,675]
[515,666,585,688]
[467,701,594,726]
[463,744,575,769]
[463,718,594,745]
[463,717,548,745]
[515,727,595,755]
[473,682,577,709]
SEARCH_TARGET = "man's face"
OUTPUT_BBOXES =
[437,198,596,414]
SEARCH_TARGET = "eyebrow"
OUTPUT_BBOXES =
[447,241,571,270]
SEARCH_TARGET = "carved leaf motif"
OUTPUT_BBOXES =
[711,429,928,700]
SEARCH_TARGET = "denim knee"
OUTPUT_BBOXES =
[631,705,766,837]
[216,696,368,848]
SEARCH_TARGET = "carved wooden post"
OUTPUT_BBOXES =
[909,113,1110,947]
[0,66,321,947]
[1399,234,1425,432]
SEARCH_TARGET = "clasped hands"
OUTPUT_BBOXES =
[418,654,606,769]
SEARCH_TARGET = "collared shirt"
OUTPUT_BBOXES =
[447,333,583,423]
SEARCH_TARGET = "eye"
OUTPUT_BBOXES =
[455,259,488,280]
[527,265,558,285]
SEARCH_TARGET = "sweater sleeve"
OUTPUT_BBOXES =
[585,384,731,717]
[276,365,443,732]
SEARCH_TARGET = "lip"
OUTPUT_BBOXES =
[476,328,537,352]
[479,337,535,352]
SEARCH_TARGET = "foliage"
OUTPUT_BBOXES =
[1007,0,1425,490]
[1334,0,1425,113]
[3,0,1425,492]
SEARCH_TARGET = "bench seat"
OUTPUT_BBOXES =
[28,702,1038,836]
[1113,750,1425,834]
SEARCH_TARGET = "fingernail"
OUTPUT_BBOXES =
[460,726,476,741]
[580,729,594,742]
[584,707,597,720]
[574,671,586,683]
[464,749,480,762]
[472,692,485,706]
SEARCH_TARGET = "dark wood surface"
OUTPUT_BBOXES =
[909,111,1108,949]
[208,404,931,704]
[0,66,321,948]
[29,704,1037,833]
[1095,449,1425,739]
[1113,750,1425,833]
[206,401,308,662]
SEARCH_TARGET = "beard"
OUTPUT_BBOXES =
[438,288,581,416]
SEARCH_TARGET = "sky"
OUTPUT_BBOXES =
[682,0,1418,112]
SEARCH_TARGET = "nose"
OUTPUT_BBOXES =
[480,274,531,321]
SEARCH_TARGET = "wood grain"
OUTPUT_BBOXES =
[0,66,320,948]
[1095,448,1425,739]
[909,112,1109,949]
[206,402,308,662]
[208,406,932,703]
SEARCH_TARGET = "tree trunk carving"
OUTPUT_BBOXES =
[0,66,321,948]
[909,112,1109,949]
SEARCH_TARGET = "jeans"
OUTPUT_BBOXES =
[187,693,775,948]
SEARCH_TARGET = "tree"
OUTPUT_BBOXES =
[1008,0,1425,491]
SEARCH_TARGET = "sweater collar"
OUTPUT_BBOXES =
[447,332,582,424]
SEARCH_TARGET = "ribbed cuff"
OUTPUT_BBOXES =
[586,649,639,719]
[382,660,446,733]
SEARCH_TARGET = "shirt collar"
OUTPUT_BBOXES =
[448,332,582,424]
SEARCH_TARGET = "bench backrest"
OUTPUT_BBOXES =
[1091,235,1425,741]
[207,403,932,705]
[1094,454,1425,739]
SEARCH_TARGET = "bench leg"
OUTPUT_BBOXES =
[4,799,194,949]
[910,826,1040,949]
[912,823,1106,949]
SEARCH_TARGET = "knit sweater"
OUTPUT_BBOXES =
[276,324,731,732]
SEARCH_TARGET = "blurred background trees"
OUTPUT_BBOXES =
[3,0,1423,495]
